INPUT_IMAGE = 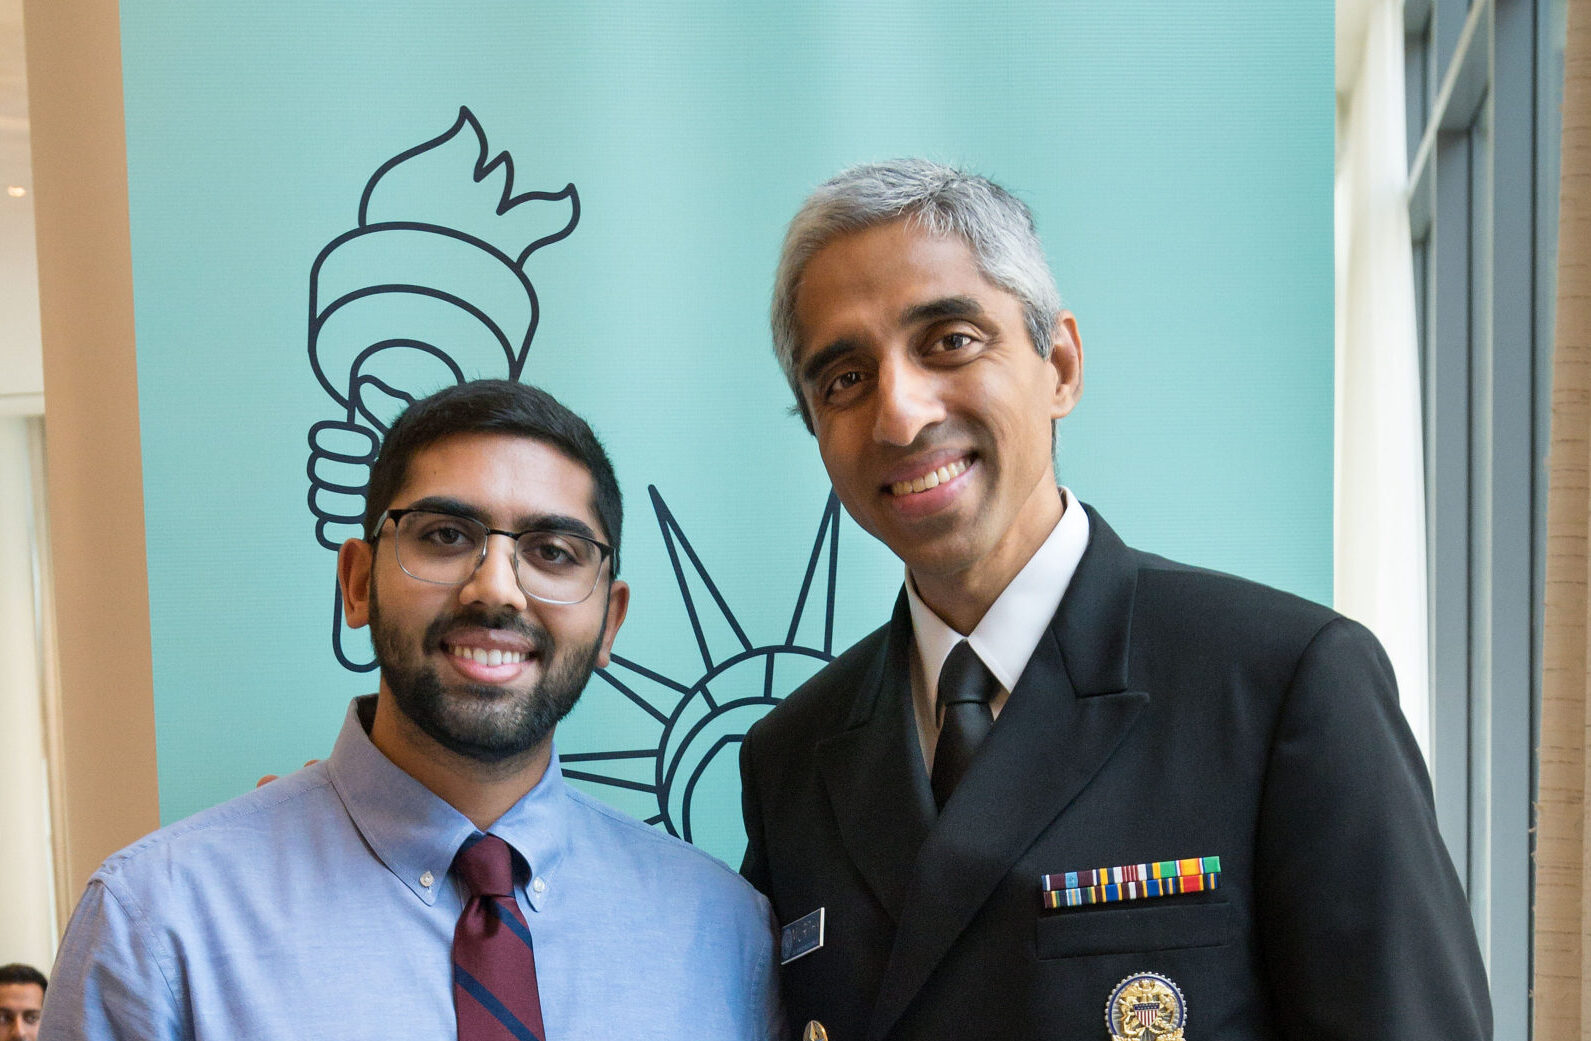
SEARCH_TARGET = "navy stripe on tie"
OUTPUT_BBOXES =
[454,964,542,1041]
[492,898,536,949]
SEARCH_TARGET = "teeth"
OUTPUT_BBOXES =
[447,645,528,666]
[890,458,969,497]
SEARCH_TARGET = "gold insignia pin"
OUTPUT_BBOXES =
[802,1021,829,1041]
[1105,971,1186,1040]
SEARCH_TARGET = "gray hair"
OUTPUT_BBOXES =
[771,159,1063,429]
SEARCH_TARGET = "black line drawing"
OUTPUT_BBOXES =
[564,487,841,852]
[305,106,579,670]
[302,110,843,861]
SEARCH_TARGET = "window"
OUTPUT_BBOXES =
[1406,0,1566,1034]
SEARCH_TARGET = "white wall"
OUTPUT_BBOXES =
[0,0,52,970]
[0,416,54,971]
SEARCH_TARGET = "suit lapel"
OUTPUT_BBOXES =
[815,594,937,921]
[867,504,1149,1041]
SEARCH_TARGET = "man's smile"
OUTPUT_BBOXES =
[436,623,544,684]
[887,456,973,497]
[446,645,529,666]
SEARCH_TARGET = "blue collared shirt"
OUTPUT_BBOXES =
[42,696,781,1040]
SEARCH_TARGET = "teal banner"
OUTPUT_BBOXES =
[122,1,1332,867]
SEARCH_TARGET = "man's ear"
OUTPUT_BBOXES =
[594,579,631,669]
[337,538,374,630]
[1048,310,1084,419]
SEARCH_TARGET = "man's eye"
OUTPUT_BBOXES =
[823,369,868,402]
[931,331,976,353]
[405,516,481,554]
[518,534,593,571]
[422,525,471,546]
[533,542,573,563]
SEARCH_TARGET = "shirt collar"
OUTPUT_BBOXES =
[325,695,569,910]
[906,486,1091,697]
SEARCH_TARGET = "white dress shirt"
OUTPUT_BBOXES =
[905,487,1091,772]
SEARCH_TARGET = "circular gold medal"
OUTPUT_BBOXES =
[1105,971,1186,1040]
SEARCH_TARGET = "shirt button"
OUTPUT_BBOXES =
[532,877,547,894]
[420,871,434,888]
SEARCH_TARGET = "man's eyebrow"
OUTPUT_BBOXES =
[397,497,602,541]
[799,338,865,387]
[512,514,602,542]
[398,496,489,523]
[901,295,986,327]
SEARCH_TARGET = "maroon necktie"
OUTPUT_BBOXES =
[452,834,547,1041]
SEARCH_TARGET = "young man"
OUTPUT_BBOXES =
[740,160,1491,1040]
[45,380,779,1040]
[0,965,44,1041]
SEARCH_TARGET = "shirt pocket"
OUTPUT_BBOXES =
[1035,899,1234,960]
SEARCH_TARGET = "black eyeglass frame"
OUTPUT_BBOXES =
[369,507,615,606]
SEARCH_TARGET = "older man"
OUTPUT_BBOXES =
[739,160,1490,1040]
[45,380,779,1040]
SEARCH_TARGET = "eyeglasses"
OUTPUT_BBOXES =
[372,508,614,606]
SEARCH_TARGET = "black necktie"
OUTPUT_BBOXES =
[931,640,998,809]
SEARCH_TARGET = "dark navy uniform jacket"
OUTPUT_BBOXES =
[740,506,1491,1041]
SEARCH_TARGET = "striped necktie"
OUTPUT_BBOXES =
[452,834,547,1041]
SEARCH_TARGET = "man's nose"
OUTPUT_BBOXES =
[458,533,529,610]
[872,359,945,446]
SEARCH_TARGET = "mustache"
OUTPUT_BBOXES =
[421,605,553,656]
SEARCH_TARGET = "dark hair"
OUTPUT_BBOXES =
[0,964,45,991]
[365,380,624,574]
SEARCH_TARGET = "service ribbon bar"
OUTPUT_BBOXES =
[1041,856,1220,893]
[1041,871,1221,909]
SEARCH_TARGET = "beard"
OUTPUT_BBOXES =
[368,584,605,765]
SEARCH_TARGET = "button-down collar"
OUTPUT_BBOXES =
[325,695,568,911]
